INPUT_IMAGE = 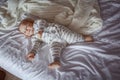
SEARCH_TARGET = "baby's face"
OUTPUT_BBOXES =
[19,22,34,37]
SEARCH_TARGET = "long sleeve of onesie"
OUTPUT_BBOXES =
[30,40,43,54]
[30,19,48,54]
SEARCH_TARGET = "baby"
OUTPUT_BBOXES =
[19,18,93,69]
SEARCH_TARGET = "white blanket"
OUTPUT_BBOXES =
[0,0,102,35]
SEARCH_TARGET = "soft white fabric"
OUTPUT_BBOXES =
[68,0,103,34]
[0,0,103,35]
[0,30,120,80]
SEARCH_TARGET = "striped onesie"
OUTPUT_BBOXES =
[30,19,84,61]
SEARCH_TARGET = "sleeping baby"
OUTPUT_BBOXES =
[19,18,93,69]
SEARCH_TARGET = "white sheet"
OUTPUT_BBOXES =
[0,30,120,80]
[0,0,120,80]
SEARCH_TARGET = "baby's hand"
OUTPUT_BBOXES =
[36,30,43,39]
[26,52,35,61]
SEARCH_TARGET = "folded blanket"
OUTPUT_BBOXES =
[0,0,103,35]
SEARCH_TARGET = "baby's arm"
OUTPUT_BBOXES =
[27,40,43,61]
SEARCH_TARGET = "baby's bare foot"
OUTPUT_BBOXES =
[48,61,60,69]
[84,35,94,42]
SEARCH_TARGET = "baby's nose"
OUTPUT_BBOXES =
[27,27,32,29]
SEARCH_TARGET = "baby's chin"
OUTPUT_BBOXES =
[25,34,34,38]
[30,31,34,36]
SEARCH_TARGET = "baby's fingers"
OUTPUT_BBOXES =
[26,53,35,61]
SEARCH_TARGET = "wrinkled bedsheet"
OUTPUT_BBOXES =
[0,0,120,80]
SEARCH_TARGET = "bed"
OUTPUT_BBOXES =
[0,0,120,80]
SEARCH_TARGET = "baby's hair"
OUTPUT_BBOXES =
[19,18,34,26]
